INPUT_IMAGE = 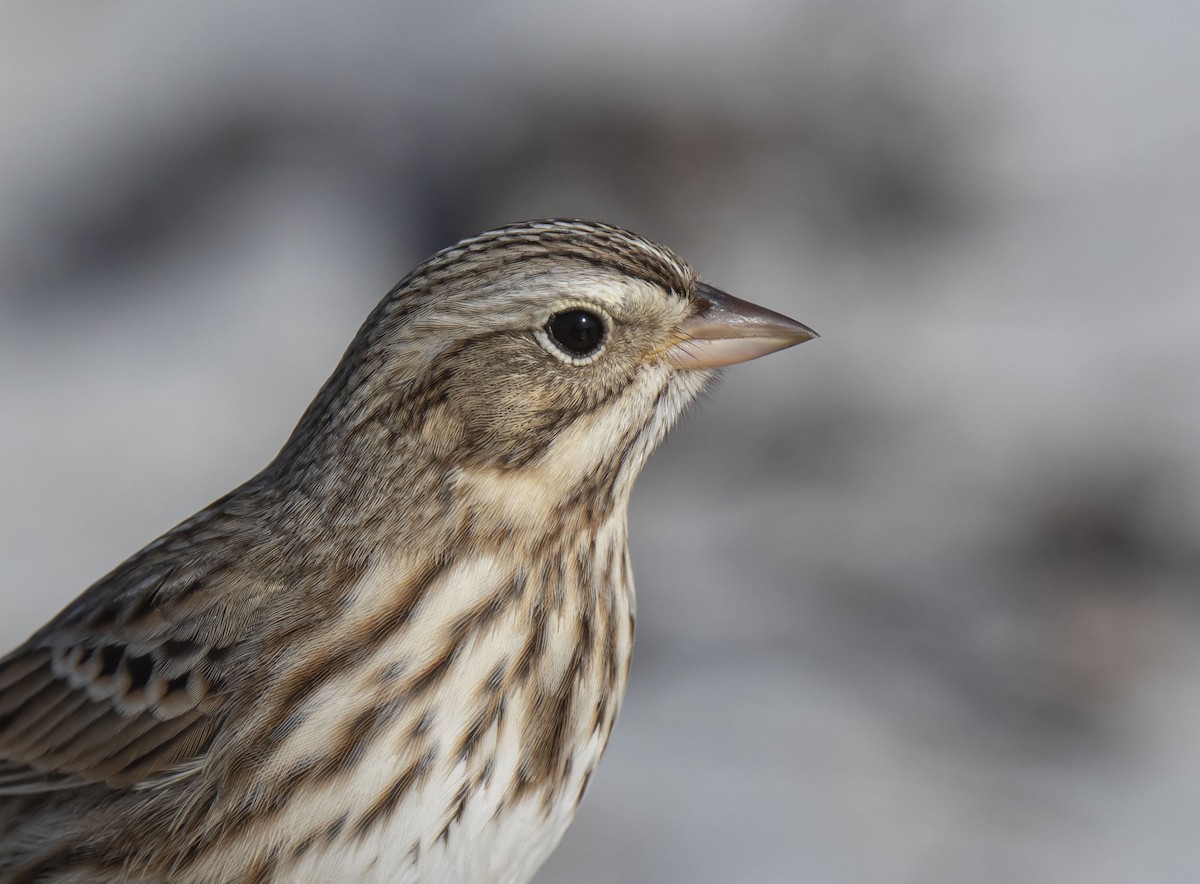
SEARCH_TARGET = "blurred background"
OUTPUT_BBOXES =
[2,2,1199,881]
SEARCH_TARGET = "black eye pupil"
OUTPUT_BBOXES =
[547,309,605,357]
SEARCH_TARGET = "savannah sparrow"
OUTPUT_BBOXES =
[0,219,815,883]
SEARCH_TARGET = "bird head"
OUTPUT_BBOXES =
[280,220,815,528]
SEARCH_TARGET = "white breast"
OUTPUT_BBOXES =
[191,533,634,884]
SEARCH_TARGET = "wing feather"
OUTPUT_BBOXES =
[0,484,357,797]
[0,516,275,795]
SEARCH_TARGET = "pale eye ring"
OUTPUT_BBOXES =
[539,307,609,364]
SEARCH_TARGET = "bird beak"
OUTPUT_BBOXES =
[663,282,818,369]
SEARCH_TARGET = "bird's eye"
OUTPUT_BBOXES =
[545,309,607,360]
